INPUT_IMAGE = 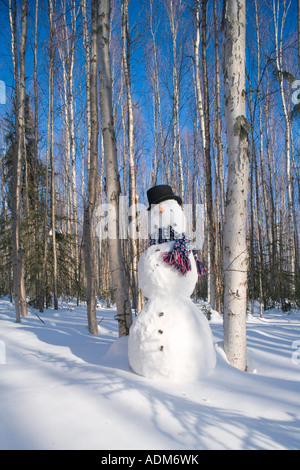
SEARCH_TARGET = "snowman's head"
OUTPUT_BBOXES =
[146,184,182,210]
[149,199,186,236]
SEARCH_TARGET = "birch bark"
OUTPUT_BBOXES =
[82,0,91,172]
[49,0,58,310]
[194,0,215,307]
[10,0,28,321]
[201,0,220,311]
[272,0,296,296]
[83,0,99,335]
[68,2,80,299]
[150,0,167,184]
[39,0,49,312]
[167,0,183,200]
[222,0,249,371]
[121,0,139,311]
[10,0,21,322]
[97,0,132,336]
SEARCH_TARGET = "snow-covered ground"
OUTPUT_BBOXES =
[0,298,299,450]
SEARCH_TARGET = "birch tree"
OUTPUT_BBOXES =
[10,0,28,321]
[222,0,249,371]
[121,0,139,311]
[201,0,221,311]
[9,0,20,321]
[57,0,80,300]
[83,0,99,335]
[39,0,49,312]
[149,0,167,184]
[213,0,225,312]
[49,0,58,310]
[68,1,80,299]
[166,0,184,200]
[97,0,132,336]
[272,0,296,297]
[82,0,91,171]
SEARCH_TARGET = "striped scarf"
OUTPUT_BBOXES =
[149,228,207,276]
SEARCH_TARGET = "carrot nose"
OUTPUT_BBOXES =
[159,204,164,214]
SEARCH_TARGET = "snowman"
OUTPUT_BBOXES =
[128,185,216,382]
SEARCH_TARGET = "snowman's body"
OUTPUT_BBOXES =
[128,199,216,382]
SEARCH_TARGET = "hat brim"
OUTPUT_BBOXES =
[147,195,182,211]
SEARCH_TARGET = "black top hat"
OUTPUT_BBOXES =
[147,185,182,211]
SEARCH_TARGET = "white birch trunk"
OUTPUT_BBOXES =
[67,2,80,297]
[121,0,139,311]
[83,0,99,334]
[10,0,28,321]
[38,0,49,312]
[9,0,21,322]
[97,0,132,336]
[167,0,183,200]
[272,0,296,296]
[222,0,249,371]
[81,0,91,172]
[194,0,206,153]
[150,0,166,183]
[213,0,225,226]
[49,0,58,310]
[194,0,215,307]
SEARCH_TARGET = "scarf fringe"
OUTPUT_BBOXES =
[149,228,207,277]
[162,248,191,275]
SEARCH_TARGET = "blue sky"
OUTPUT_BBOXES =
[0,0,299,204]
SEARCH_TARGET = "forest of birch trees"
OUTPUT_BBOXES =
[0,0,299,338]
